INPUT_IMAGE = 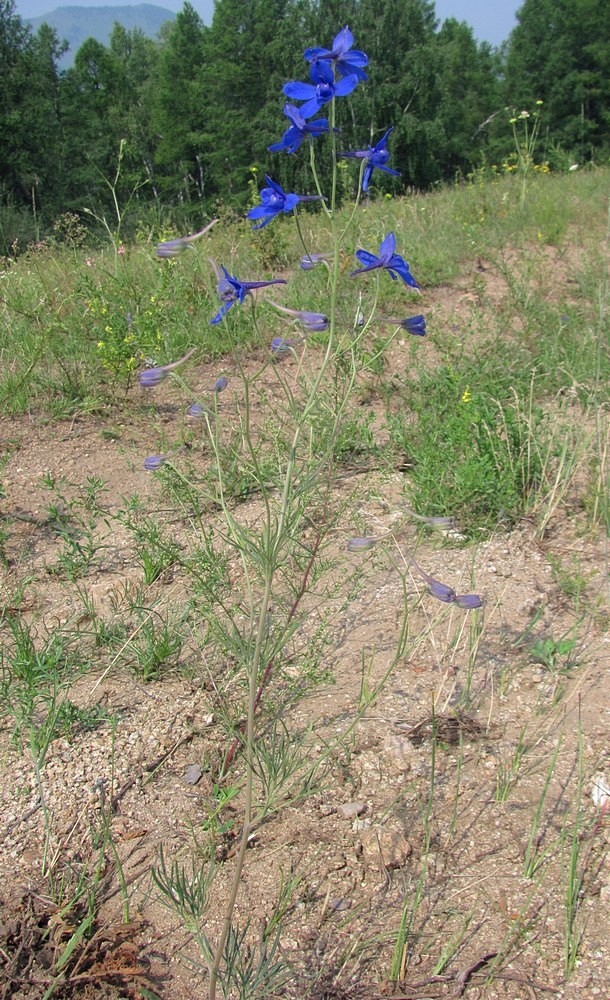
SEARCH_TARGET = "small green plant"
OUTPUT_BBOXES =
[508,102,547,207]
[495,725,530,802]
[531,636,577,673]
[523,738,563,878]
[125,612,183,680]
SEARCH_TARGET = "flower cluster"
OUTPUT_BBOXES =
[141,23,481,612]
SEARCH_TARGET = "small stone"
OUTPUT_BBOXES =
[184,764,203,785]
[337,801,366,820]
[329,898,352,912]
[361,827,412,871]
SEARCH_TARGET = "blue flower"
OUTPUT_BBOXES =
[138,348,196,388]
[271,335,304,357]
[210,261,287,324]
[339,127,400,192]
[350,232,420,288]
[144,454,169,471]
[300,251,333,270]
[155,219,218,258]
[347,536,381,551]
[247,176,323,229]
[304,26,368,80]
[378,314,426,336]
[269,301,329,331]
[187,402,213,418]
[268,103,335,154]
[283,60,359,120]
[409,553,482,609]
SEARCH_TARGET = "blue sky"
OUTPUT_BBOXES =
[16,0,521,47]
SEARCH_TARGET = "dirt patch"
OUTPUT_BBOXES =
[1,247,609,999]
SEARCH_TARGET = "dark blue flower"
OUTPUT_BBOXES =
[156,220,218,258]
[268,103,335,154]
[304,26,368,80]
[283,60,359,120]
[247,176,323,229]
[213,376,228,393]
[378,314,426,336]
[350,232,420,288]
[209,261,287,324]
[339,127,400,192]
[138,347,196,388]
[269,301,329,331]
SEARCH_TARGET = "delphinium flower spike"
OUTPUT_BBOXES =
[351,232,420,289]
[283,61,359,120]
[268,104,336,154]
[139,348,196,388]
[304,25,368,80]
[209,260,287,324]
[268,302,329,331]
[156,219,218,258]
[247,176,323,229]
[339,127,400,192]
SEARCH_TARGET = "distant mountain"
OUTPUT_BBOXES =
[25,4,176,66]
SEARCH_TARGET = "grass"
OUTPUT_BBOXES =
[0,164,609,998]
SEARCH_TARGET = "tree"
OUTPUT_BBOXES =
[0,1,66,219]
[151,2,207,203]
[504,0,610,159]
[433,19,500,178]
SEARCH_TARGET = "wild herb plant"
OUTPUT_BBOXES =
[134,25,484,1000]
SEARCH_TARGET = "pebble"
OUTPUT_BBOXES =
[183,764,203,785]
[361,827,412,870]
[337,800,366,820]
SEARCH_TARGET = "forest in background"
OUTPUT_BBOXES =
[1,0,609,252]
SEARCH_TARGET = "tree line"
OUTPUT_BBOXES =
[1,0,608,250]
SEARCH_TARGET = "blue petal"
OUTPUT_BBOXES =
[310,60,334,85]
[333,74,359,97]
[283,81,316,100]
[389,257,420,288]
[304,45,331,61]
[296,97,325,119]
[265,176,285,196]
[332,26,354,56]
[247,205,276,220]
[377,164,401,177]
[355,249,381,268]
[283,102,307,128]
[378,232,397,261]
[210,300,235,324]
[374,127,393,150]
[336,61,368,80]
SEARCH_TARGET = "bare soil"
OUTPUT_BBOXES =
[1,249,609,1000]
